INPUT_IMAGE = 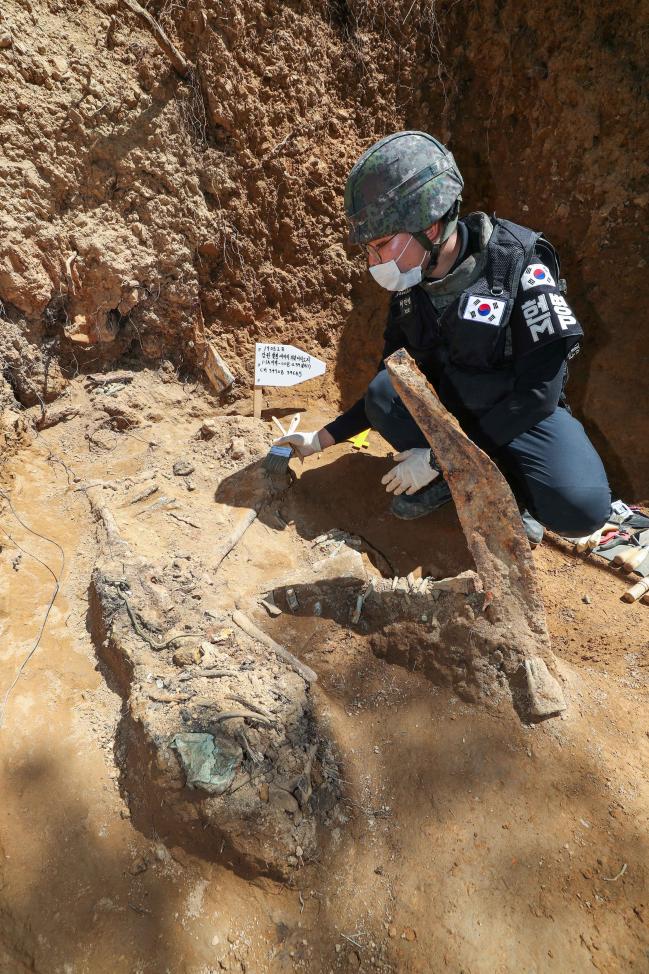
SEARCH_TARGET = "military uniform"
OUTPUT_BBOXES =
[327,212,612,536]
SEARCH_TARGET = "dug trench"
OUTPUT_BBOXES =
[1,364,649,972]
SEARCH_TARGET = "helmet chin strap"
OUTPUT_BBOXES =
[412,198,461,269]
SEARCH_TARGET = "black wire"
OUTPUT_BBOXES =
[0,488,65,730]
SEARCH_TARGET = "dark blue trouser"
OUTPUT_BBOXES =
[365,370,612,536]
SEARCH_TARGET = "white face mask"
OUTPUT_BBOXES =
[369,235,427,291]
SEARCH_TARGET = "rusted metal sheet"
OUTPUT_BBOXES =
[385,348,565,719]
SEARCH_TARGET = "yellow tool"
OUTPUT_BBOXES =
[347,428,371,451]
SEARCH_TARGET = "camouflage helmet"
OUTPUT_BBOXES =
[344,131,463,246]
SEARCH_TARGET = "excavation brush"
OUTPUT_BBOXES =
[263,414,300,473]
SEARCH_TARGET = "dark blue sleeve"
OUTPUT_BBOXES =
[324,397,370,443]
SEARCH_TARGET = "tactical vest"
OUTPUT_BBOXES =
[389,216,555,416]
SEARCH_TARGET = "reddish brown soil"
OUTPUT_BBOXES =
[1,0,648,969]
[1,377,648,973]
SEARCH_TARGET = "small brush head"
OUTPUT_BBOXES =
[263,444,293,472]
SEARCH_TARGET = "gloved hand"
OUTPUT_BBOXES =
[381,448,439,495]
[273,430,322,459]
[569,522,615,553]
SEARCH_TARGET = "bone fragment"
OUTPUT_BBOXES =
[231,610,317,684]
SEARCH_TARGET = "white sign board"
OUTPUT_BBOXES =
[254,343,326,387]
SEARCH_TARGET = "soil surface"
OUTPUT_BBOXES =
[1,369,648,973]
[2,0,649,970]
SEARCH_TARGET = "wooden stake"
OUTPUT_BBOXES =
[253,385,262,419]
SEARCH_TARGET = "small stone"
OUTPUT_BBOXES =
[173,459,195,476]
[258,782,269,802]
[172,644,203,667]
[199,419,218,440]
[582,594,592,604]
[50,55,69,80]
[259,598,282,617]
[295,845,303,857]
[286,854,298,867]
[129,856,148,875]
[388,925,397,938]
[0,33,13,48]
[230,437,246,460]
[402,927,417,942]
[211,935,220,947]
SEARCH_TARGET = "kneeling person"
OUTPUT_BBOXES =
[276,131,612,545]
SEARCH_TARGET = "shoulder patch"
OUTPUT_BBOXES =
[462,295,507,327]
[521,263,556,291]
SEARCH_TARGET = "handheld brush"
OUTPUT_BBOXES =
[263,414,300,473]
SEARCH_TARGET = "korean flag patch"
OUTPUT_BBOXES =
[521,263,556,291]
[462,295,507,327]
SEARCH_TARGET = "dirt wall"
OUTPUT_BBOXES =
[0,0,647,495]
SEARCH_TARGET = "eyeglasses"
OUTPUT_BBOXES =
[364,234,398,264]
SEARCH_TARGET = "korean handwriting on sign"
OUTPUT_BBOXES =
[521,293,577,343]
[258,346,311,373]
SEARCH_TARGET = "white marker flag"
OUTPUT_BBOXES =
[254,343,326,387]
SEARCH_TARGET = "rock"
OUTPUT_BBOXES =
[524,657,567,718]
[199,419,218,440]
[173,644,204,667]
[88,428,116,451]
[259,598,282,617]
[129,856,148,875]
[582,594,592,604]
[310,547,367,583]
[50,56,69,80]
[268,785,300,815]
[0,33,13,48]
[258,782,269,802]
[428,570,481,595]
[204,342,235,393]
[230,436,246,460]
[173,459,195,476]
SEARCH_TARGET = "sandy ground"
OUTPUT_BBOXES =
[1,370,648,974]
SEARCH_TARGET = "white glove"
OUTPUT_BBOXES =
[568,522,615,553]
[381,448,439,495]
[273,430,321,459]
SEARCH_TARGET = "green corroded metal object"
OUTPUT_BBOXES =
[171,732,242,795]
[344,131,463,245]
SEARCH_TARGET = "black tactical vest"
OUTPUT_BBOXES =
[389,217,550,416]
